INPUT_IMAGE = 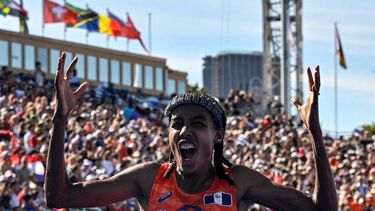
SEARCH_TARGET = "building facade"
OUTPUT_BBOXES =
[0,29,187,97]
[203,52,263,98]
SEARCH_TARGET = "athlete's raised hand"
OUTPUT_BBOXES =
[292,66,321,131]
[52,52,88,121]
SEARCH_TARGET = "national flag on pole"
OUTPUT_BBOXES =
[0,0,11,16]
[19,12,28,33]
[0,0,27,17]
[44,0,77,25]
[98,14,112,35]
[107,10,123,37]
[65,2,98,32]
[107,11,148,52]
[17,0,28,34]
[123,14,140,39]
[124,13,148,52]
[335,25,347,69]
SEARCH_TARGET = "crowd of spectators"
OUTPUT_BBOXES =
[0,66,374,211]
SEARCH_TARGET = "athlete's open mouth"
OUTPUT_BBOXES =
[178,141,196,159]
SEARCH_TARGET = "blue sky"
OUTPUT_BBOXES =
[0,0,374,136]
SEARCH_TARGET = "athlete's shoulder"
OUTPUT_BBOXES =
[114,161,161,184]
[230,165,270,187]
[136,161,162,174]
[230,164,271,201]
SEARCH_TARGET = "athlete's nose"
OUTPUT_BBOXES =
[179,124,193,139]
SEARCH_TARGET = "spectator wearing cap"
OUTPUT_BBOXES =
[116,137,128,160]
[79,159,92,180]
[125,133,140,157]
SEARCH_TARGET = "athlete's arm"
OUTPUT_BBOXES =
[44,52,159,208]
[291,66,337,210]
[234,66,337,211]
[233,165,316,211]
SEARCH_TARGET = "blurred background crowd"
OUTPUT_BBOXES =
[0,67,374,211]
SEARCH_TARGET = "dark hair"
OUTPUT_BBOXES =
[165,93,226,129]
[163,93,234,185]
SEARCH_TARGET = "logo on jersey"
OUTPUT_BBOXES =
[203,192,232,207]
[157,190,173,203]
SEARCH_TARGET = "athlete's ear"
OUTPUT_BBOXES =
[215,129,224,144]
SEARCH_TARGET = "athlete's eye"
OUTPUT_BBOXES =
[192,121,205,127]
[171,122,183,130]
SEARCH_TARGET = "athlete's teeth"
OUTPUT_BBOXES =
[180,143,195,149]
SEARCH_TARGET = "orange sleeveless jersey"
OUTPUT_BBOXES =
[147,163,237,211]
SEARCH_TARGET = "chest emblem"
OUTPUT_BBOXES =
[157,190,173,203]
[203,192,232,207]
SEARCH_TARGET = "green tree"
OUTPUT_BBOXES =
[186,83,207,95]
[361,122,375,136]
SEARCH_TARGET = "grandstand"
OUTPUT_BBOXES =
[0,29,187,97]
[0,14,373,211]
[0,59,373,209]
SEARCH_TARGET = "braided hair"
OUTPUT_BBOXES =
[163,93,234,185]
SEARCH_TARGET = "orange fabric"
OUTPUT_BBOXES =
[147,163,237,210]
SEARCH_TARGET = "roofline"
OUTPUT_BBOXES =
[0,29,166,64]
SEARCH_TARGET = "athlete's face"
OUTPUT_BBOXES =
[168,104,223,175]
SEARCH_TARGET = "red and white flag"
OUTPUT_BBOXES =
[43,0,77,25]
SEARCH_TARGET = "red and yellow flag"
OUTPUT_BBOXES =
[335,25,347,69]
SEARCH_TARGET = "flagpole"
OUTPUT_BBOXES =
[20,0,26,33]
[148,12,151,55]
[127,38,129,51]
[106,8,110,48]
[334,22,338,138]
[63,0,67,40]
[20,0,23,33]
[42,0,45,36]
[85,4,90,45]
[126,12,129,52]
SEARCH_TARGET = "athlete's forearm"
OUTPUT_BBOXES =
[310,126,338,211]
[44,117,71,208]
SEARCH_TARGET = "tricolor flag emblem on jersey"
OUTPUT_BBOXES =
[203,192,232,206]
